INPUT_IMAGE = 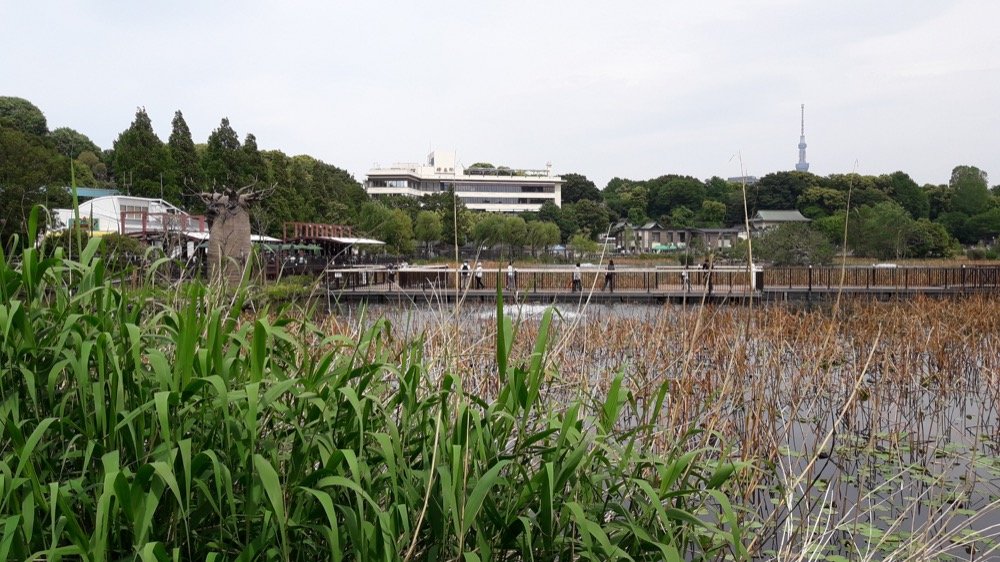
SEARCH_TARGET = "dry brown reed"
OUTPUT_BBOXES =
[308,294,1000,557]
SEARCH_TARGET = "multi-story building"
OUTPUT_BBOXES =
[365,150,562,212]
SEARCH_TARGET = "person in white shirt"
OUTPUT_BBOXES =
[475,262,485,289]
[572,263,582,292]
[506,261,515,290]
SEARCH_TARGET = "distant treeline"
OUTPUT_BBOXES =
[2,96,998,259]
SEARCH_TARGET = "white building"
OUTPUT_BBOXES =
[365,150,563,212]
[53,195,205,236]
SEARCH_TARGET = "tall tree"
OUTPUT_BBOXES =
[949,165,990,216]
[201,117,243,187]
[168,110,202,191]
[526,220,560,256]
[882,171,929,219]
[242,133,267,184]
[848,202,914,259]
[111,108,174,200]
[569,199,610,240]
[414,210,442,256]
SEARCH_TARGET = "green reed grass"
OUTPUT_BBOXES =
[0,215,748,561]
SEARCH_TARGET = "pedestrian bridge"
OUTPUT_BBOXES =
[320,264,1000,304]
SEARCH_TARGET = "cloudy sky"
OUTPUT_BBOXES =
[3,0,998,188]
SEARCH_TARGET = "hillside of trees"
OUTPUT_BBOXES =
[2,95,998,260]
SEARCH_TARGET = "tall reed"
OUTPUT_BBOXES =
[0,218,749,560]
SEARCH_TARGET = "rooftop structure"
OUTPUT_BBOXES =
[750,209,810,231]
[795,104,810,172]
[365,150,563,212]
[63,186,121,201]
[727,176,759,186]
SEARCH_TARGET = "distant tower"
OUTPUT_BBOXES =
[795,104,810,172]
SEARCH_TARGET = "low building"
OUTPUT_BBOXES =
[53,195,205,237]
[663,227,746,251]
[365,150,563,212]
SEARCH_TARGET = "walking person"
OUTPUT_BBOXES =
[474,262,485,289]
[602,259,616,292]
[506,261,516,291]
[681,267,691,292]
[460,260,470,289]
[572,263,582,292]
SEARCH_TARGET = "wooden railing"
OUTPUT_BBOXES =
[322,265,1000,295]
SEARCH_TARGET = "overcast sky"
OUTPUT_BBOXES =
[3,0,998,188]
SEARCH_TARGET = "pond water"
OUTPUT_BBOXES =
[329,301,1000,558]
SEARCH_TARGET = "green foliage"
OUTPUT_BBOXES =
[256,151,366,236]
[668,206,696,228]
[0,237,750,561]
[200,117,244,187]
[42,229,149,274]
[698,200,727,227]
[49,127,101,159]
[847,202,957,259]
[749,171,819,213]
[526,220,560,256]
[470,213,506,247]
[413,210,442,255]
[812,213,847,245]
[882,171,929,219]
[949,165,990,216]
[907,219,957,258]
[647,175,705,219]
[0,96,48,135]
[167,111,202,198]
[111,108,176,201]
[561,172,602,204]
[848,202,913,259]
[755,223,835,265]
[569,232,599,255]
[355,201,414,254]
[567,199,610,240]
[0,125,72,242]
[416,188,471,248]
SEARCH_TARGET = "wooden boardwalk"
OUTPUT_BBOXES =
[321,265,1000,305]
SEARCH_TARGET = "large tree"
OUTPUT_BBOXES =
[111,108,174,200]
[167,110,202,193]
[201,117,244,187]
[882,171,929,219]
[949,165,990,216]
[49,127,101,160]
[0,126,70,241]
[526,220,560,256]
[560,173,602,204]
[750,171,819,212]
[647,175,705,219]
[847,202,914,259]
[568,199,610,240]
[755,223,835,265]
[0,96,48,136]
[413,210,442,256]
